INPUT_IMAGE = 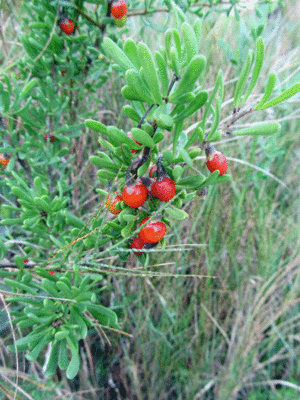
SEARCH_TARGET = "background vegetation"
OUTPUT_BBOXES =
[1,0,300,399]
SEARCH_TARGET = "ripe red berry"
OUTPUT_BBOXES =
[127,132,141,154]
[49,271,55,275]
[0,153,9,167]
[130,237,145,255]
[61,70,66,77]
[111,0,127,19]
[206,146,228,175]
[122,182,147,208]
[59,18,74,35]
[105,194,123,215]
[138,219,166,244]
[151,176,176,202]
[44,134,55,142]
[23,259,28,264]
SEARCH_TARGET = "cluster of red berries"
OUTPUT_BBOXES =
[59,17,75,35]
[44,134,56,143]
[0,153,9,167]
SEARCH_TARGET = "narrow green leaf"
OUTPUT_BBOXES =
[131,128,155,149]
[123,105,141,122]
[125,69,154,102]
[180,148,193,168]
[85,119,107,134]
[107,126,141,149]
[89,156,120,172]
[254,73,277,110]
[169,56,206,101]
[20,78,38,99]
[233,50,254,108]
[206,96,221,141]
[173,91,208,122]
[256,83,300,110]
[170,47,180,76]
[137,43,162,104]
[103,37,136,73]
[241,38,264,106]
[63,210,85,229]
[26,332,52,362]
[155,52,169,98]
[233,122,281,136]
[34,197,52,214]
[124,39,141,70]
[177,174,206,189]
[44,340,59,375]
[156,114,174,131]
[165,205,189,220]
[66,336,80,379]
[58,339,69,370]
[182,22,198,64]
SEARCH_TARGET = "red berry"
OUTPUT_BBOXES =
[50,135,56,143]
[61,71,66,77]
[149,165,157,178]
[0,153,9,167]
[60,18,74,35]
[111,0,127,19]
[139,220,166,244]
[122,182,147,208]
[23,259,28,264]
[130,237,144,255]
[49,271,55,275]
[105,194,123,215]
[127,132,141,154]
[151,176,176,202]
[206,148,228,175]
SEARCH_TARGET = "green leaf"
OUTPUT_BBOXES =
[14,329,51,348]
[125,69,154,102]
[233,122,281,136]
[124,39,141,70]
[206,96,221,141]
[66,335,80,379]
[0,238,7,260]
[107,126,141,150]
[184,125,204,149]
[20,78,38,99]
[182,22,198,64]
[155,52,169,98]
[176,174,206,189]
[4,278,38,295]
[63,210,85,229]
[89,156,120,172]
[103,37,136,73]
[14,255,24,269]
[58,339,69,370]
[131,128,155,149]
[85,119,107,134]
[254,73,277,110]
[165,205,189,220]
[163,149,174,164]
[173,91,208,122]
[44,340,59,376]
[0,89,10,113]
[137,43,162,104]
[26,332,52,362]
[169,92,195,104]
[169,56,206,101]
[170,47,180,76]
[180,148,193,168]
[156,114,174,131]
[233,50,254,108]
[123,105,141,122]
[34,197,52,214]
[240,37,264,106]
[256,83,300,110]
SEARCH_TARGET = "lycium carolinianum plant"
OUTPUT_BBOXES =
[0,0,297,381]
